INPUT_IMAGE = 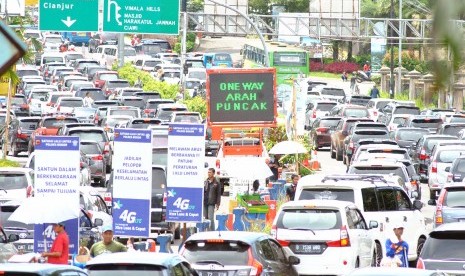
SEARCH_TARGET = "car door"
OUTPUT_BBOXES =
[346,208,367,267]
[257,238,293,276]
[352,208,372,267]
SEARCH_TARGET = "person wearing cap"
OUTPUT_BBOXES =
[89,225,127,257]
[41,222,69,264]
[385,223,409,267]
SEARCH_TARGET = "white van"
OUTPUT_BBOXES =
[95,45,139,69]
[40,53,66,71]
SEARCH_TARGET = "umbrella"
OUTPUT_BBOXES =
[226,159,273,180]
[269,140,307,155]
[8,196,79,225]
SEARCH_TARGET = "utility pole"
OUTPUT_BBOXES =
[389,0,395,99]
[180,0,187,87]
[398,0,403,95]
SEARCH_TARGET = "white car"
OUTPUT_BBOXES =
[27,89,52,116]
[386,114,411,132]
[366,99,396,122]
[272,199,377,275]
[0,168,34,203]
[50,97,84,114]
[295,174,427,265]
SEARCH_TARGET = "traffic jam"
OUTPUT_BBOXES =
[0,8,463,276]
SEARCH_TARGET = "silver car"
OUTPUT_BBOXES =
[80,141,106,187]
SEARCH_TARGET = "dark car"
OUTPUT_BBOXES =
[6,117,40,156]
[346,95,372,106]
[390,127,430,149]
[417,222,465,273]
[330,117,373,161]
[80,141,106,186]
[309,117,341,149]
[120,96,146,109]
[437,123,465,137]
[344,129,390,165]
[444,156,465,183]
[82,65,107,81]
[10,95,29,116]
[133,91,162,102]
[405,116,443,134]
[137,39,172,56]
[88,32,118,53]
[68,127,112,171]
[428,183,465,228]
[143,99,175,118]
[307,81,327,91]
[181,231,299,276]
[102,79,130,97]
[411,135,457,181]
[329,104,370,118]
[205,126,220,157]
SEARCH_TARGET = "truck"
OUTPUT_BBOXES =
[214,129,269,196]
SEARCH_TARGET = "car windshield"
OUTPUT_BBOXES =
[11,97,26,104]
[421,233,465,259]
[299,188,354,202]
[375,101,392,110]
[123,100,145,108]
[158,108,187,121]
[43,57,63,63]
[124,48,136,56]
[189,71,206,80]
[393,117,408,125]
[87,264,165,276]
[426,138,457,151]
[0,174,27,189]
[0,205,30,229]
[450,116,465,123]
[321,89,345,97]
[397,129,429,141]
[453,159,465,173]
[81,143,100,154]
[183,241,250,266]
[43,118,77,127]
[100,74,118,81]
[144,61,162,68]
[345,108,369,117]
[69,131,106,142]
[444,187,465,207]
[393,107,420,115]
[152,148,168,167]
[185,81,200,89]
[109,110,138,117]
[61,100,83,107]
[411,120,442,128]
[107,81,129,88]
[31,92,49,101]
[316,103,336,111]
[17,70,39,78]
[320,119,340,127]
[349,166,405,177]
[277,209,341,230]
[20,120,39,130]
[438,150,465,163]
[173,115,200,123]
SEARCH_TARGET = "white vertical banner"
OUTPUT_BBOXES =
[34,136,80,254]
[112,128,152,237]
[166,124,205,222]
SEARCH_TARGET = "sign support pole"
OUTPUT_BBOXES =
[118,33,125,68]
[3,78,12,159]
[181,11,187,87]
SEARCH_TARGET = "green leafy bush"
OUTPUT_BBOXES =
[0,159,20,167]
[181,96,207,119]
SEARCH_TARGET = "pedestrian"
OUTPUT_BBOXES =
[41,222,69,264]
[363,62,371,78]
[108,90,118,100]
[384,222,409,267]
[370,84,380,98]
[204,168,221,231]
[286,174,299,201]
[83,92,94,107]
[341,71,348,82]
[89,225,127,257]
[350,73,357,93]
[268,154,281,181]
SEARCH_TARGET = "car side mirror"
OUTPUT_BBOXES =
[428,199,436,206]
[94,218,103,227]
[445,166,450,172]
[413,200,423,210]
[369,220,379,229]
[288,255,300,265]
[8,234,19,242]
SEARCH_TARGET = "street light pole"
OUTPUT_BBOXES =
[205,0,270,67]
[389,0,395,99]
[398,0,403,95]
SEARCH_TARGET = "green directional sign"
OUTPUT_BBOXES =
[39,0,98,31]
[103,0,179,34]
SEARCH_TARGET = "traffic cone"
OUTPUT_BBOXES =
[311,150,321,170]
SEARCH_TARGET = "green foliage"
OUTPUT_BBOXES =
[187,0,204,12]
[0,159,20,167]
[383,50,430,73]
[181,96,207,119]
[117,64,179,99]
[354,54,372,67]
[174,33,196,54]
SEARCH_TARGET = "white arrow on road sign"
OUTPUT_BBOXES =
[61,17,77,28]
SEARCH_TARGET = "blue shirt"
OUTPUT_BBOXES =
[370,87,380,98]
[385,238,409,267]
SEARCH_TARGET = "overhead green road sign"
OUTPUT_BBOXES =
[39,0,99,31]
[103,0,179,34]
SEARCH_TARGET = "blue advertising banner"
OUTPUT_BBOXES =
[112,128,152,237]
[34,218,79,255]
[166,187,203,222]
[167,124,205,222]
[34,136,80,254]
[112,198,150,237]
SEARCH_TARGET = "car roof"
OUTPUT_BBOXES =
[86,252,184,267]
[186,231,269,244]
[0,263,84,272]
[157,103,187,109]
[431,222,465,232]
[298,174,394,189]
[280,199,356,209]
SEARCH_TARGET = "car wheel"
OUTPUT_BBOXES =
[330,143,336,159]
[373,242,383,267]
[106,164,111,172]
[411,237,426,267]
[354,258,360,268]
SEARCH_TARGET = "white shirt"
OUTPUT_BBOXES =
[83,96,94,107]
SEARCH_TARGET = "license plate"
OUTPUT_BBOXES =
[198,271,227,276]
[292,243,324,254]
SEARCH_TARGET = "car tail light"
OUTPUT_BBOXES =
[215,159,220,175]
[92,155,103,161]
[431,161,437,173]
[316,127,328,134]
[144,109,154,114]
[16,129,28,140]
[373,111,378,117]
[416,257,425,269]
[247,249,263,276]
[435,190,447,225]
[163,192,167,207]
[419,148,427,160]
[26,186,33,197]
[103,142,110,154]
[326,226,351,247]
[47,102,54,106]
[312,110,316,118]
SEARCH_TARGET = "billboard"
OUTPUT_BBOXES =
[207,68,277,127]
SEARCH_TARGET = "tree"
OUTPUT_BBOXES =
[248,0,309,14]
[187,0,204,12]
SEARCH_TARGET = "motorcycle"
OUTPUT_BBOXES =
[355,70,372,83]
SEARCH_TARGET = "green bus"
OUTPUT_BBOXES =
[241,40,310,104]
